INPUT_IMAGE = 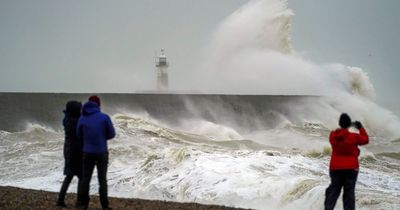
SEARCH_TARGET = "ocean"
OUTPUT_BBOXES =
[1,0,400,209]
[0,93,399,210]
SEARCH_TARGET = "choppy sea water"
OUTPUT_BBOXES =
[0,112,399,210]
[2,0,400,208]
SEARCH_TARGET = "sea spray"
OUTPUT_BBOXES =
[189,0,400,139]
[0,0,400,209]
[349,66,376,99]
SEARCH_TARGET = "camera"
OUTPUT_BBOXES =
[351,121,363,129]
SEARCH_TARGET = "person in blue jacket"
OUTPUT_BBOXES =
[76,95,115,210]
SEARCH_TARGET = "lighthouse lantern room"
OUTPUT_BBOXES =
[155,49,169,91]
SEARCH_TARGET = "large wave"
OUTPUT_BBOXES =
[186,0,400,139]
[1,1,400,210]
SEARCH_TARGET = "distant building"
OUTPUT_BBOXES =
[155,49,169,91]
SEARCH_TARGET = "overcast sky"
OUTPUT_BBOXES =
[0,0,399,114]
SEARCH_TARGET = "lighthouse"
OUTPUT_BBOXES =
[155,49,169,91]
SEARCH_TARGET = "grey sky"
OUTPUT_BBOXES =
[290,0,400,115]
[0,0,399,114]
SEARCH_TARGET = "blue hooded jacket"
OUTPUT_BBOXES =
[77,101,115,153]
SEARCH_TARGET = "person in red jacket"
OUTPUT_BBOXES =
[324,113,369,210]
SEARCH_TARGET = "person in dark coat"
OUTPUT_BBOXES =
[76,96,115,210]
[57,100,83,207]
[324,113,369,210]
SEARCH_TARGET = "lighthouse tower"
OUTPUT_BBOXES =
[155,49,169,91]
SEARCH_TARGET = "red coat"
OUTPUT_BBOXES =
[329,128,369,170]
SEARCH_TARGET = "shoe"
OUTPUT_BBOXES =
[56,201,67,207]
[75,204,88,210]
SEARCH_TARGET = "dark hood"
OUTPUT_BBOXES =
[63,100,82,118]
[82,101,100,116]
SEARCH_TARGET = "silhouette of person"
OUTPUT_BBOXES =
[324,113,369,210]
[76,96,115,210]
[57,100,83,207]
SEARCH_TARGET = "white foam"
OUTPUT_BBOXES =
[1,1,400,209]
[176,119,243,141]
[0,114,399,210]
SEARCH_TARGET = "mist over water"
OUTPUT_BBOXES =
[188,0,400,139]
[1,0,400,210]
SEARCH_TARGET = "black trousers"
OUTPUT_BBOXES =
[57,175,81,204]
[324,169,358,210]
[78,152,109,208]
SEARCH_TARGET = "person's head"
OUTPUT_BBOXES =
[339,113,352,128]
[88,95,101,107]
[64,100,82,118]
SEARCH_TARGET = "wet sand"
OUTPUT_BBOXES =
[0,186,250,210]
